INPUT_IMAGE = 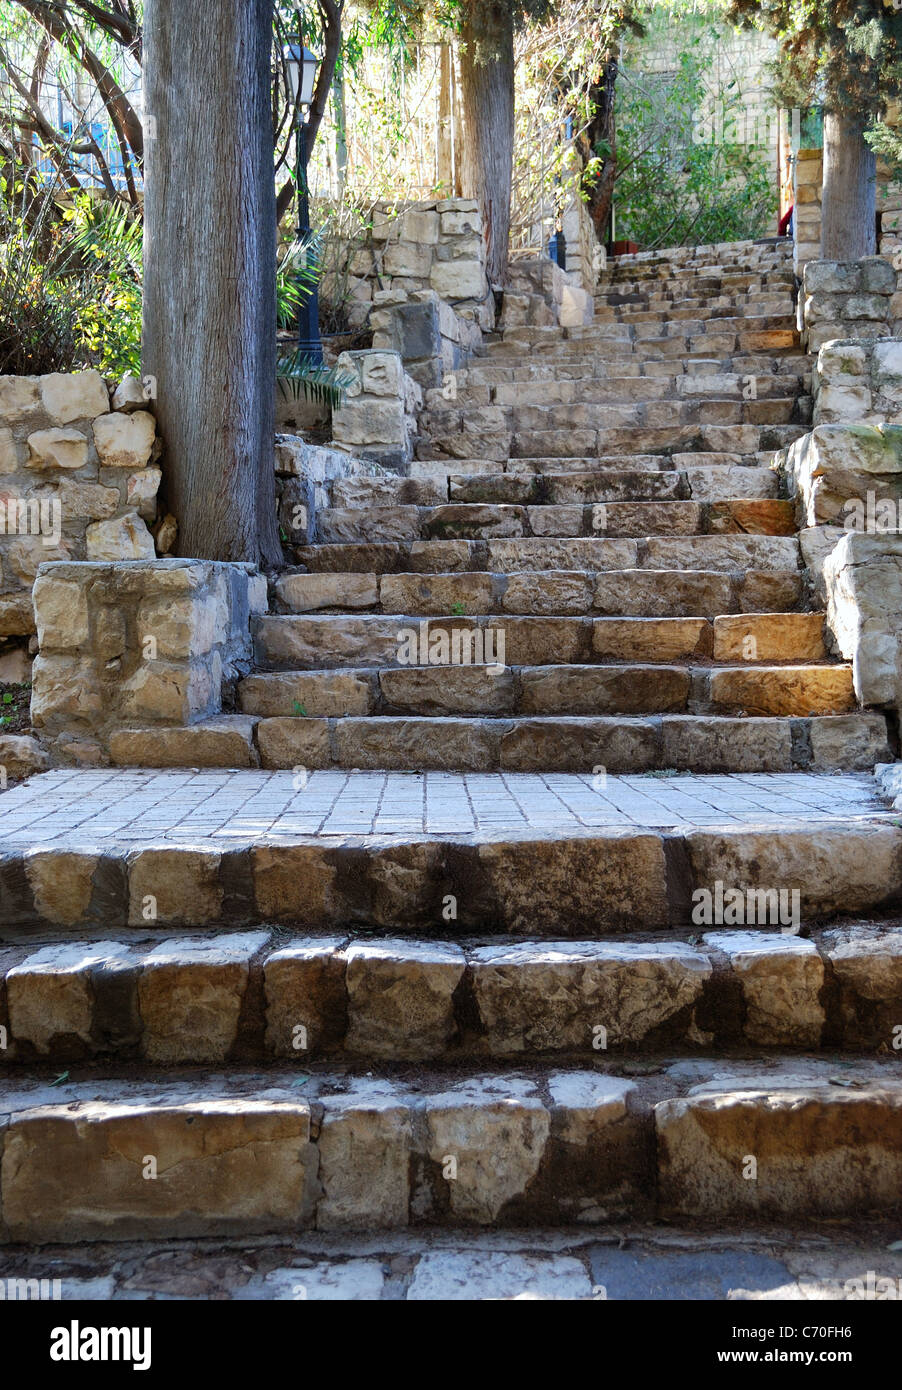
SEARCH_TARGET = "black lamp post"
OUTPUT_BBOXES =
[283,38,323,364]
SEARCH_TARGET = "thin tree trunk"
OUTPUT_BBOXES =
[578,58,618,246]
[437,43,454,194]
[821,110,876,260]
[459,1,514,286]
[143,0,281,566]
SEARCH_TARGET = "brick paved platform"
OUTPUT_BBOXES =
[0,768,887,847]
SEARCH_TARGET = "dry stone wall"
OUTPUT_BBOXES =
[813,338,902,426]
[0,370,162,640]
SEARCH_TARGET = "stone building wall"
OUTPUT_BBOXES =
[0,370,162,641]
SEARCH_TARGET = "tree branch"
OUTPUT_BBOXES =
[13,0,144,158]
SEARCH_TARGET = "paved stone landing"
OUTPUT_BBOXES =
[0,768,888,846]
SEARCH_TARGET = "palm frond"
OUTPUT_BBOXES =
[276,348,356,408]
[277,229,325,327]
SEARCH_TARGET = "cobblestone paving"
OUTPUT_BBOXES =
[2,1225,899,1300]
[0,768,888,846]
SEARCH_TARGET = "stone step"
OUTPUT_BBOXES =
[295,535,802,576]
[275,570,817,634]
[0,1056,899,1239]
[241,661,855,720]
[596,277,796,302]
[430,372,805,410]
[4,924,901,1067]
[454,356,810,388]
[605,311,792,338]
[420,423,807,464]
[445,469,780,503]
[422,398,802,438]
[1,768,895,932]
[495,315,797,349]
[247,711,886,775]
[278,565,805,616]
[410,452,782,481]
[316,498,796,543]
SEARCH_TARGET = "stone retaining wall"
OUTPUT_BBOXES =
[781,410,902,728]
[331,350,423,470]
[0,371,163,640]
[793,149,822,277]
[31,559,264,765]
[329,198,494,339]
[813,337,902,426]
[800,258,900,353]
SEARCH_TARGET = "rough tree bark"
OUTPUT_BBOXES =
[821,111,877,260]
[459,0,515,286]
[143,0,282,565]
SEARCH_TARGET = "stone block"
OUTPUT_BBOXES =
[26,428,89,471]
[92,410,156,469]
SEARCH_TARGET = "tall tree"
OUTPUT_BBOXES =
[142,0,282,565]
[457,0,517,283]
[730,0,902,259]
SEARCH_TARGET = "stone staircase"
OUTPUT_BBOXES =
[3,237,902,1270]
[240,236,891,775]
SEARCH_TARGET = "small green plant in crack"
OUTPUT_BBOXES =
[450,602,466,616]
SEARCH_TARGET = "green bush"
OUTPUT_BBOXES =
[613,33,773,248]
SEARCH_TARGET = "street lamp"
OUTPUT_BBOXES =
[283,38,322,363]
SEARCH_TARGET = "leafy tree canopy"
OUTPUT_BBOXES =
[728,0,902,120]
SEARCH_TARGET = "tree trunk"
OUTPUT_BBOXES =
[577,58,619,247]
[821,111,877,260]
[143,0,281,565]
[459,1,514,286]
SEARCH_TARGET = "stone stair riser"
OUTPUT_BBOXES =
[240,663,853,720]
[3,820,900,934]
[1,1062,900,1241]
[3,926,900,1066]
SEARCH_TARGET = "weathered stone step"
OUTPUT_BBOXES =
[312,503,800,550]
[316,498,796,543]
[429,399,801,437]
[496,314,797,348]
[411,450,782,481]
[275,570,817,636]
[295,534,802,578]
[429,372,805,411]
[241,660,854,720]
[0,1056,899,1238]
[4,924,900,1066]
[420,423,807,464]
[454,356,809,388]
[287,564,805,625]
[248,711,886,775]
[596,278,795,304]
[445,468,779,503]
